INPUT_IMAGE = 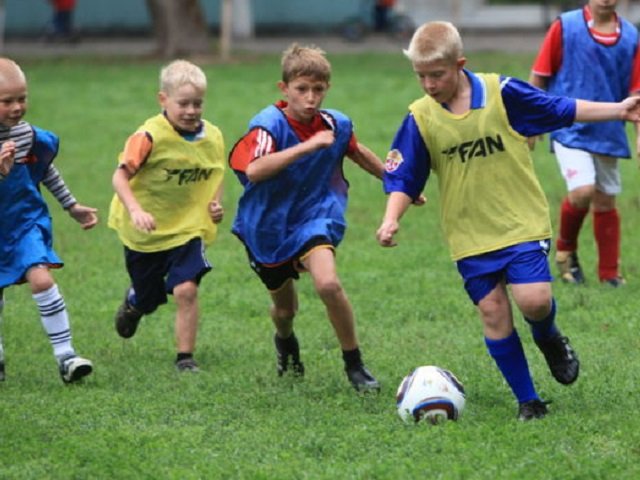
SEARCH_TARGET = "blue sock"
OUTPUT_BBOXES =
[525,298,559,341]
[485,330,538,404]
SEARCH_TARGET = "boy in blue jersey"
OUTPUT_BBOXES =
[230,44,387,392]
[109,60,226,373]
[375,22,640,420]
[0,57,96,383]
[530,0,640,287]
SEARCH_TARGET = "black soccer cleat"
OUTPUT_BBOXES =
[518,399,550,421]
[345,364,380,392]
[274,334,304,377]
[535,334,580,385]
[115,290,143,339]
[59,355,93,384]
[0,361,5,382]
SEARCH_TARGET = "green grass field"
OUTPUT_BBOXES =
[1,49,639,479]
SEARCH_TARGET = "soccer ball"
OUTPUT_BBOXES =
[396,365,466,424]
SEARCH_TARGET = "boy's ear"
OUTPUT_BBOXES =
[277,81,287,95]
[158,91,167,106]
[456,57,467,69]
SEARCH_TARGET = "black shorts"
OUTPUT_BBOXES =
[246,236,333,291]
[124,237,211,314]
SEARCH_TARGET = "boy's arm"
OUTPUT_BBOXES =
[347,142,384,179]
[574,97,640,123]
[376,191,413,247]
[246,130,334,183]
[112,166,155,233]
[41,164,98,230]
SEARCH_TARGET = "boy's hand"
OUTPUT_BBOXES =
[376,220,399,247]
[620,96,640,121]
[307,130,335,150]
[0,141,16,177]
[209,200,224,224]
[129,208,156,233]
[68,203,99,230]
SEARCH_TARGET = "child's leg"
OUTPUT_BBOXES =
[26,266,92,382]
[26,266,75,360]
[269,280,303,375]
[303,248,378,390]
[173,280,198,355]
[478,283,539,404]
[269,279,298,338]
[303,248,357,351]
[512,282,579,385]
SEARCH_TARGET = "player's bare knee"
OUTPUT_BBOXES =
[173,281,198,304]
[314,278,343,301]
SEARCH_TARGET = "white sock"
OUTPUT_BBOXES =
[33,285,75,361]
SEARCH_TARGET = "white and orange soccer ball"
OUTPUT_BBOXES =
[396,365,466,424]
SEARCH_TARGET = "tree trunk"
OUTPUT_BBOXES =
[146,0,210,58]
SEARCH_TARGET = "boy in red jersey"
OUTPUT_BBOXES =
[109,60,225,373]
[530,0,640,287]
[230,44,388,392]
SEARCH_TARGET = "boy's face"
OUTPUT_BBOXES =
[413,58,465,105]
[158,83,204,132]
[0,75,27,128]
[278,76,329,124]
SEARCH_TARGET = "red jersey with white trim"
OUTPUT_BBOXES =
[532,5,640,93]
[230,100,359,173]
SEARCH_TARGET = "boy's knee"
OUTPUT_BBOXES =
[173,281,198,304]
[314,278,343,300]
[271,304,297,321]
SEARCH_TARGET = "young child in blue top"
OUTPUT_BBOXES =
[0,57,96,383]
[376,22,640,420]
[230,44,386,392]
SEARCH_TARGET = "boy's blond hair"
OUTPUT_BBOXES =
[403,21,463,65]
[0,57,26,87]
[160,59,207,95]
[281,43,331,83]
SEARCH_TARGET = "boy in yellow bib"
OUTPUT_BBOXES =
[108,60,225,372]
[376,22,640,420]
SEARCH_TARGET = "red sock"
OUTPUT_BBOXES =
[593,209,620,281]
[556,197,589,252]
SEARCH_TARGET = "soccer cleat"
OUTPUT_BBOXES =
[518,399,549,421]
[555,251,585,284]
[0,361,4,382]
[115,291,143,339]
[535,334,579,385]
[274,334,305,377]
[345,364,380,392]
[601,276,626,288]
[175,357,200,373]
[59,355,93,384]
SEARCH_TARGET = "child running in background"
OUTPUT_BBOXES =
[109,60,225,373]
[0,57,96,383]
[230,44,387,392]
[529,0,640,287]
[376,22,640,420]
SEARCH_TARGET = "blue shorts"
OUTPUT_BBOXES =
[456,240,552,305]
[124,237,211,314]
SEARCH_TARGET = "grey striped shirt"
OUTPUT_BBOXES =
[0,121,77,209]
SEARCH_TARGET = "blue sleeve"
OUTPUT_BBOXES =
[383,114,430,200]
[501,76,576,137]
